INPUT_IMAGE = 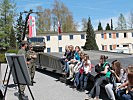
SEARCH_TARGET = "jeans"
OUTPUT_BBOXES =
[89,76,108,97]
[79,73,91,90]
[105,83,115,100]
[117,89,126,100]
[74,72,80,88]
[121,94,132,100]
[64,61,70,73]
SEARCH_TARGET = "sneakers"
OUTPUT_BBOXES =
[85,95,93,100]
[66,76,73,80]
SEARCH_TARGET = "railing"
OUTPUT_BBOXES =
[36,53,63,73]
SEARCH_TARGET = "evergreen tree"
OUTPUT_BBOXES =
[9,27,16,49]
[117,13,127,30]
[84,17,98,50]
[111,19,113,30]
[98,21,103,30]
[105,23,111,30]
[0,0,16,49]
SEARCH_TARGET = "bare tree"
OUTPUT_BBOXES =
[82,18,87,31]
[128,11,133,29]
[43,8,51,31]
[36,6,45,33]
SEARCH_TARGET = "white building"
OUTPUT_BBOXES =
[36,29,133,54]
[39,32,86,52]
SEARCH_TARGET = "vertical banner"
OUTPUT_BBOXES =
[28,16,36,38]
[58,21,61,34]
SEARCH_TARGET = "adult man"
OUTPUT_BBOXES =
[17,41,29,99]
[27,45,37,84]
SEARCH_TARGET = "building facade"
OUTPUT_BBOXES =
[95,30,133,53]
[41,32,86,53]
[37,29,133,54]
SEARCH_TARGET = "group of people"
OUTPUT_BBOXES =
[60,45,133,100]
[17,41,37,99]
[60,45,92,91]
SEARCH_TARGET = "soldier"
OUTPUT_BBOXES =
[17,41,29,99]
[27,45,37,84]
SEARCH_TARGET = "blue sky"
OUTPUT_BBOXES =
[15,0,133,30]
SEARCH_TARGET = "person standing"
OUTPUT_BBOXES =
[27,45,37,84]
[17,41,29,99]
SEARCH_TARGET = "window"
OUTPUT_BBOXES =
[116,33,119,38]
[59,47,62,52]
[109,33,112,38]
[69,35,73,40]
[110,45,112,50]
[124,33,127,38]
[101,34,104,38]
[81,34,85,39]
[47,48,51,52]
[102,45,104,50]
[58,35,62,40]
[47,36,50,41]
[117,45,119,47]
[123,45,128,47]
[132,32,133,37]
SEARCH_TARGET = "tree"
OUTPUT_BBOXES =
[36,6,45,33]
[52,0,76,32]
[117,13,127,30]
[82,18,87,31]
[0,0,16,49]
[111,19,113,30]
[128,11,133,29]
[98,21,103,31]
[43,8,51,31]
[105,23,111,30]
[84,17,98,50]
[9,27,16,49]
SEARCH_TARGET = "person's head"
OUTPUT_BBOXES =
[80,52,85,60]
[111,60,118,70]
[127,65,133,85]
[65,45,69,51]
[99,55,108,64]
[21,41,28,49]
[69,45,74,51]
[29,44,33,50]
[113,61,122,75]
[75,46,81,52]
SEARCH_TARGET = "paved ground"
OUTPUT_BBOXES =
[1,64,86,100]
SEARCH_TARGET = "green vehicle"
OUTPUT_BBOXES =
[28,37,46,52]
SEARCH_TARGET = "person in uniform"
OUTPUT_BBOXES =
[17,41,29,99]
[27,45,37,84]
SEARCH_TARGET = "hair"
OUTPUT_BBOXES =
[69,45,74,51]
[65,45,69,51]
[127,65,133,85]
[100,55,108,62]
[21,41,27,47]
[113,61,122,76]
[84,55,90,66]
[75,46,81,51]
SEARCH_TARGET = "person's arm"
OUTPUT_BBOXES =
[100,65,109,74]
[117,81,128,89]
[110,70,121,82]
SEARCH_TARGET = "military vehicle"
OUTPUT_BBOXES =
[28,37,46,52]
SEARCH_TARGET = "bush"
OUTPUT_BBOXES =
[0,54,6,63]
[6,49,18,54]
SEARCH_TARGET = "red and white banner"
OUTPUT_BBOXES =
[28,16,36,38]
[58,21,61,34]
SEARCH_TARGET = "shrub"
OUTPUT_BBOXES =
[0,54,6,63]
[6,49,18,54]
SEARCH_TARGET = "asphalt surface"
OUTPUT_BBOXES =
[1,64,87,100]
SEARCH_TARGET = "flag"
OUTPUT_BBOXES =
[58,21,61,34]
[28,16,36,38]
